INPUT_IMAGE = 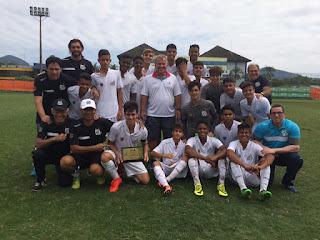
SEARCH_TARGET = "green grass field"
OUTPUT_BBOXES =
[0,93,319,240]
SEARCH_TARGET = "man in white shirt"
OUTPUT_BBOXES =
[91,49,124,122]
[151,123,188,196]
[187,44,207,77]
[166,44,177,75]
[220,77,245,121]
[240,81,270,131]
[186,121,227,197]
[102,101,150,186]
[227,123,274,200]
[140,55,182,161]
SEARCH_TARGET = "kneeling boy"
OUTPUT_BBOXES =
[102,101,150,186]
[150,123,188,196]
[186,121,227,196]
[227,123,274,200]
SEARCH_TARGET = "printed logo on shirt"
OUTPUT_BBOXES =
[281,130,288,137]
[100,83,103,87]
[255,82,261,87]
[132,139,139,146]
[110,81,115,86]
[95,128,102,135]
[120,137,124,141]
[202,111,207,117]
[69,133,73,139]
[38,126,43,132]
[59,84,66,91]
[247,155,252,161]
[80,64,86,70]
[266,131,270,135]
[65,127,69,134]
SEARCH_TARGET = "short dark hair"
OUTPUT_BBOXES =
[196,121,208,128]
[98,49,110,58]
[221,104,235,113]
[189,44,200,50]
[68,39,84,49]
[166,44,177,51]
[193,61,204,67]
[271,104,285,113]
[79,72,92,82]
[240,81,254,90]
[238,123,252,133]
[209,66,223,76]
[133,56,144,63]
[223,77,235,84]
[117,54,133,61]
[173,123,184,132]
[188,81,201,91]
[46,55,62,68]
[176,57,188,67]
[124,101,138,113]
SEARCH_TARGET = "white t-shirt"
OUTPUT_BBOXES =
[214,120,241,147]
[187,61,207,77]
[176,74,196,107]
[240,96,270,126]
[108,120,148,155]
[220,88,245,120]
[91,70,123,121]
[141,72,181,117]
[167,64,177,76]
[120,71,137,105]
[153,138,185,166]
[186,135,223,157]
[228,140,264,166]
[67,86,94,120]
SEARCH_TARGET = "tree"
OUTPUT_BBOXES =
[93,62,100,72]
[110,64,118,70]
[263,66,275,80]
[229,67,244,80]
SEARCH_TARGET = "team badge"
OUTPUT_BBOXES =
[189,113,193,117]
[57,100,63,106]
[266,131,270,135]
[65,127,69,134]
[132,139,139,145]
[202,111,207,117]
[255,82,261,87]
[38,126,43,132]
[247,155,252,161]
[120,137,124,141]
[100,83,103,87]
[69,133,73,139]
[80,64,86,70]
[110,81,115,86]
[59,84,66,90]
[95,128,102,135]
[281,130,288,137]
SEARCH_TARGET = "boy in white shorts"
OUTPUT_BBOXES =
[186,121,227,196]
[227,123,274,201]
[150,123,188,196]
[102,101,150,186]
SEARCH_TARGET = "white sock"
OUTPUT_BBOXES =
[218,159,226,185]
[259,166,270,192]
[230,162,247,191]
[166,160,187,182]
[101,161,120,180]
[153,166,168,187]
[188,158,200,185]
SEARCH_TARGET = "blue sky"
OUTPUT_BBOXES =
[0,0,319,75]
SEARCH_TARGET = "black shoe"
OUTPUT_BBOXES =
[31,179,47,191]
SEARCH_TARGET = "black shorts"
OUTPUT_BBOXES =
[70,152,103,170]
[146,116,175,141]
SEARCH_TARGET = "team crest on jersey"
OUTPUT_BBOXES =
[38,126,43,132]
[95,128,102,135]
[202,111,207,117]
[266,131,270,135]
[189,113,193,117]
[110,81,115,86]
[281,130,288,137]
[255,82,261,87]
[247,155,252,161]
[69,133,73,139]
[80,64,86,70]
[120,137,124,141]
[59,84,66,90]
[100,83,103,87]
[132,139,139,146]
[65,127,69,134]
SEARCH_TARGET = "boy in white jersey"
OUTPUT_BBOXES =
[227,123,274,200]
[91,49,123,122]
[186,121,227,197]
[166,44,177,75]
[102,101,150,185]
[150,123,188,196]
[193,61,209,88]
[131,56,145,115]
[67,73,95,120]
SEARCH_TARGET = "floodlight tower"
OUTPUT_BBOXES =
[30,7,50,72]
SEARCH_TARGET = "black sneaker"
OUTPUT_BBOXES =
[31,179,47,191]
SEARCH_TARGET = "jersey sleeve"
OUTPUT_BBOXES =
[107,124,118,142]
[240,101,250,117]
[261,97,271,115]
[253,142,264,157]
[227,140,237,151]
[253,123,265,140]
[33,76,44,96]
[172,77,182,96]
[153,141,165,154]
[101,118,114,137]
[186,138,195,148]
[220,94,226,108]
[116,71,124,89]
[140,78,149,96]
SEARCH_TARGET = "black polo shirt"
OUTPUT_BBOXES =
[244,75,272,103]
[61,56,94,81]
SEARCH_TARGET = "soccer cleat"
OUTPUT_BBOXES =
[217,184,228,197]
[30,168,37,177]
[258,190,272,201]
[72,176,81,190]
[163,186,173,196]
[241,189,252,199]
[110,178,122,192]
[283,185,297,193]
[97,177,105,185]
[194,183,204,196]
[31,179,47,191]
[158,181,163,188]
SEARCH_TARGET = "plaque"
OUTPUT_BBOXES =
[121,147,144,162]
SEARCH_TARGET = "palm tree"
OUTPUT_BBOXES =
[229,67,244,80]
[110,64,118,70]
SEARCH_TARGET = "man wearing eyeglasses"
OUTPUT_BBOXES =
[252,104,303,192]
[245,63,272,103]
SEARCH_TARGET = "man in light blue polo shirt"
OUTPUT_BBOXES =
[252,104,303,192]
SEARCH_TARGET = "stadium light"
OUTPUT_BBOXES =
[30,6,50,72]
